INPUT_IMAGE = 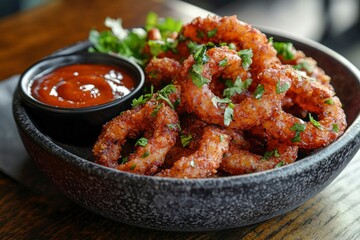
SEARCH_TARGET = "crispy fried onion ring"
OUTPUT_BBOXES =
[180,46,292,129]
[260,96,346,149]
[93,15,347,178]
[182,15,280,76]
[145,57,181,89]
[157,126,231,178]
[220,143,298,175]
[92,100,179,175]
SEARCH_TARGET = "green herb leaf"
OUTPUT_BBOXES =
[293,60,314,72]
[275,161,285,168]
[273,149,280,157]
[130,163,137,170]
[290,122,306,132]
[238,49,253,70]
[196,30,205,39]
[262,149,280,160]
[223,77,252,98]
[309,113,322,129]
[151,103,162,116]
[219,134,224,142]
[224,103,234,126]
[325,98,334,105]
[219,58,228,67]
[273,41,295,60]
[157,84,177,109]
[131,85,154,107]
[193,45,209,64]
[190,64,210,87]
[291,131,301,142]
[207,28,218,38]
[253,84,265,99]
[141,151,150,158]
[167,123,181,131]
[135,137,148,147]
[211,96,232,108]
[120,157,128,164]
[145,11,182,35]
[268,37,274,44]
[290,122,306,142]
[148,38,178,56]
[187,41,204,54]
[181,134,192,147]
[276,80,290,94]
[131,95,147,107]
[332,123,339,132]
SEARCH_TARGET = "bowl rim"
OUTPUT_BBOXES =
[17,52,145,113]
[13,27,360,187]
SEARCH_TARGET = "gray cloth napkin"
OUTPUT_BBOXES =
[0,75,53,193]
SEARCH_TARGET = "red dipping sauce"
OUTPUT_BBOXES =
[30,64,136,108]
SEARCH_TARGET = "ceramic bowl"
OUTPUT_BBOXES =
[17,53,145,144]
[13,30,360,231]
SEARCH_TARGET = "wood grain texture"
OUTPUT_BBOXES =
[0,0,359,239]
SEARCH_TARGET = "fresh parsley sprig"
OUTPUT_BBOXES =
[223,77,252,98]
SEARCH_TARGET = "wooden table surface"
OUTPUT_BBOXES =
[0,0,359,239]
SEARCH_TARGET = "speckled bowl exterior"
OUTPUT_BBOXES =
[13,30,360,231]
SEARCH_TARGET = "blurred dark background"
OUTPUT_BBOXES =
[1,0,359,69]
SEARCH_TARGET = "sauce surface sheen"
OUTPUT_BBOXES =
[30,63,136,108]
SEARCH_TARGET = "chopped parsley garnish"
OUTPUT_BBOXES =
[157,84,177,109]
[131,95,147,107]
[207,28,218,38]
[223,77,252,98]
[254,84,265,99]
[145,11,182,34]
[293,60,314,73]
[309,113,322,129]
[268,37,274,44]
[190,64,210,87]
[120,157,128,164]
[167,123,181,130]
[148,38,178,56]
[219,134,224,142]
[141,151,150,158]
[275,161,285,168]
[193,45,210,64]
[290,122,306,132]
[276,80,290,94]
[273,41,295,60]
[196,30,205,39]
[135,137,148,147]
[219,58,228,67]
[325,98,334,105]
[211,96,232,108]
[131,85,154,107]
[130,163,137,170]
[190,46,211,87]
[187,41,204,54]
[228,43,236,50]
[211,96,234,126]
[238,49,253,70]
[224,103,235,126]
[151,103,162,116]
[332,123,339,132]
[262,149,280,160]
[180,134,192,147]
[290,122,306,142]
